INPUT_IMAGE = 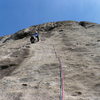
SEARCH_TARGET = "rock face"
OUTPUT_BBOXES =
[0,21,100,100]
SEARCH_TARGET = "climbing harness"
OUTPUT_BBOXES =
[53,45,64,100]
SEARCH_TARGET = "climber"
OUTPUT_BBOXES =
[33,31,39,42]
[30,31,39,43]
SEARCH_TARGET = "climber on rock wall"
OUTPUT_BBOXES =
[30,31,39,43]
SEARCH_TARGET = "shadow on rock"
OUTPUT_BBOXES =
[0,47,29,79]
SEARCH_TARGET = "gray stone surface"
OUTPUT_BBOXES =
[0,21,100,100]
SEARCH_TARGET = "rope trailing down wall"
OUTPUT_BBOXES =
[53,45,64,100]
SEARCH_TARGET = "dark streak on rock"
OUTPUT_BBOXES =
[0,47,29,79]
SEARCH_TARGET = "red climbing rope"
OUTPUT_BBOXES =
[53,45,64,100]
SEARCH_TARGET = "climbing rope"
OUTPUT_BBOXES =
[53,45,64,100]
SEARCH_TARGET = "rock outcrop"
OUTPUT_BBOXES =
[0,21,100,100]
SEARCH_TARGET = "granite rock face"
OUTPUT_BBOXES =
[0,21,100,100]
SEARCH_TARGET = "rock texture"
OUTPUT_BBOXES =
[0,21,100,100]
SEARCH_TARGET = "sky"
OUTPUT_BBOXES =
[0,0,100,36]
